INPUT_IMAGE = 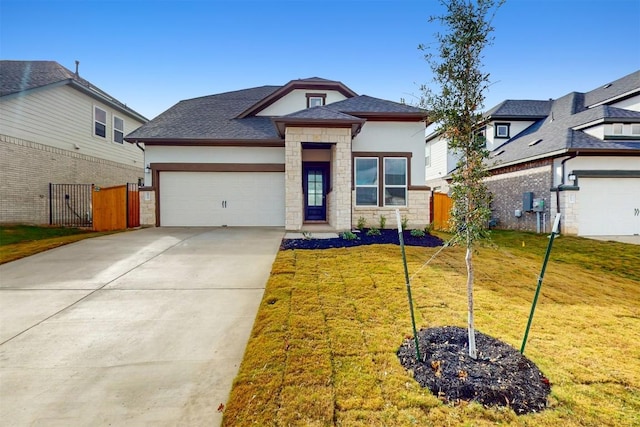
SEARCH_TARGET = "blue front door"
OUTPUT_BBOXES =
[304,163,328,221]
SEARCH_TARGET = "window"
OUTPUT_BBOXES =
[425,142,431,167]
[355,158,378,206]
[113,116,124,143]
[495,123,510,138]
[612,123,623,135]
[306,93,326,108]
[94,106,107,138]
[632,124,640,135]
[384,158,407,206]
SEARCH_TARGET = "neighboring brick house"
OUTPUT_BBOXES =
[126,78,430,230]
[426,70,640,236]
[0,60,147,224]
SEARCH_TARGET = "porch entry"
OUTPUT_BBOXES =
[303,162,329,221]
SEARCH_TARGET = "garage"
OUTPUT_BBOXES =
[578,178,640,236]
[160,172,285,226]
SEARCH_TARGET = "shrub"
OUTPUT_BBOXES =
[401,216,409,230]
[379,215,387,229]
[341,231,359,240]
[366,227,381,236]
[411,228,426,237]
[356,217,367,231]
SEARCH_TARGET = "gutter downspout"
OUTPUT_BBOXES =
[555,152,578,232]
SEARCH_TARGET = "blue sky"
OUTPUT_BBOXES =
[2,0,639,120]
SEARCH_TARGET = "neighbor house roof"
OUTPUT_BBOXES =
[126,80,425,144]
[484,99,553,120]
[0,60,147,122]
[489,97,640,168]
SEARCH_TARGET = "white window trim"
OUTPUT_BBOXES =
[94,106,107,138]
[354,157,379,207]
[113,115,125,144]
[383,157,407,207]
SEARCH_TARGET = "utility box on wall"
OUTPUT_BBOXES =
[533,198,545,212]
[523,192,534,212]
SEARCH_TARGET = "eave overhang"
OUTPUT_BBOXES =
[123,137,285,147]
[271,117,366,139]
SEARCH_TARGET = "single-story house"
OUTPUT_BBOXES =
[125,78,430,230]
[426,70,640,236]
[0,60,147,224]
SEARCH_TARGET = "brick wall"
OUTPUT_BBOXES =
[485,164,553,232]
[1,134,144,224]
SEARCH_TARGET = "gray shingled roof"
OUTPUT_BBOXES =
[489,103,640,167]
[327,95,424,114]
[280,105,362,120]
[126,86,281,140]
[484,99,552,119]
[583,70,640,107]
[1,60,147,121]
[126,83,423,142]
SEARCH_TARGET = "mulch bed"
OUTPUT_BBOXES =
[280,228,443,250]
[397,326,551,415]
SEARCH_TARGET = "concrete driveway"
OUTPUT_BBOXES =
[0,227,283,426]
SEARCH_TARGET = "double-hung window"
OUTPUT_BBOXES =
[94,106,107,138]
[355,157,378,206]
[384,158,407,206]
[113,116,124,143]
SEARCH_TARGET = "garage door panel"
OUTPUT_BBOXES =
[160,172,285,226]
[578,178,640,236]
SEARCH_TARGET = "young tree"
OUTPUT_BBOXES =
[420,0,503,359]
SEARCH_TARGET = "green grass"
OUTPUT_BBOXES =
[0,224,114,264]
[223,230,640,426]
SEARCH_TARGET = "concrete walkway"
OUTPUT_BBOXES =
[0,227,283,426]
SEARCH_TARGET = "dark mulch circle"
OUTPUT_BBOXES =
[280,228,443,250]
[397,326,551,415]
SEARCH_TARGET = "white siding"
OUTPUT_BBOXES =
[582,124,605,139]
[0,85,145,166]
[605,93,640,111]
[257,89,348,116]
[353,121,426,186]
[485,120,536,151]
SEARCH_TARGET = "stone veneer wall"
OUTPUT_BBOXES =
[352,189,430,230]
[557,188,580,234]
[285,127,352,231]
[485,163,553,232]
[139,189,156,226]
[1,134,143,224]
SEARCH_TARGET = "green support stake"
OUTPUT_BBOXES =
[396,210,421,361]
[521,213,562,354]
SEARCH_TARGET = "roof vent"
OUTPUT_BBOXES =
[603,83,612,89]
[493,150,505,157]
[74,60,80,77]
[528,139,542,147]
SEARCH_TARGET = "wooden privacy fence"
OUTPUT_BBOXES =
[92,183,140,231]
[432,192,453,231]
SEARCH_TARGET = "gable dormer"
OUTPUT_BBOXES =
[236,77,357,118]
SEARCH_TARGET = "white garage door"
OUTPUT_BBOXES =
[578,178,640,236]
[160,172,285,226]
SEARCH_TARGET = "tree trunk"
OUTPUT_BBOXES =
[466,244,478,359]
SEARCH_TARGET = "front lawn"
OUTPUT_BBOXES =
[0,225,114,264]
[223,231,640,426]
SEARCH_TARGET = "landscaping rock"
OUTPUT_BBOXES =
[280,228,443,250]
[397,326,550,415]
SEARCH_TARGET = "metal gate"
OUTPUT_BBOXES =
[49,183,139,229]
[49,183,93,227]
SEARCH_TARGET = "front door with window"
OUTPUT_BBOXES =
[303,163,329,221]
